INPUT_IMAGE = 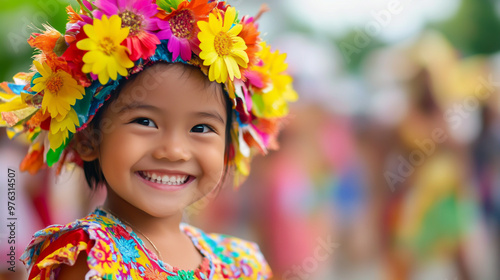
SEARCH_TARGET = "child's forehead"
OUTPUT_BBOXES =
[123,63,220,94]
[122,62,210,86]
[139,63,210,84]
[113,63,226,110]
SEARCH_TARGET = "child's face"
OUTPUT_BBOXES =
[93,63,227,217]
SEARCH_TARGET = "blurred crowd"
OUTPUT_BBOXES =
[191,30,500,279]
[1,0,500,279]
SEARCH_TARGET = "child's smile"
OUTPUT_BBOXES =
[137,170,195,189]
[139,171,190,185]
[88,63,228,219]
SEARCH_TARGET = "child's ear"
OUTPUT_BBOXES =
[73,128,99,161]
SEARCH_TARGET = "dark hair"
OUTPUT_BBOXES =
[82,63,234,190]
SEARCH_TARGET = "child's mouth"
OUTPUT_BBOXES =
[138,171,191,186]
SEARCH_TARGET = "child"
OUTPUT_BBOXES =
[0,0,297,279]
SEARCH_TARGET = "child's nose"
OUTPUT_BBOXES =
[152,132,191,162]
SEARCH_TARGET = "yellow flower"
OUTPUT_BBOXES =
[251,43,298,118]
[198,7,249,83]
[48,108,79,151]
[38,241,88,268]
[90,239,121,274]
[0,90,28,114]
[31,61,84,119]
[77,15,134,85]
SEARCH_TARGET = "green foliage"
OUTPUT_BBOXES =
[157,0,182,12]
[334,30,385,73]
[0,0,69,82]
[431,0,500,56]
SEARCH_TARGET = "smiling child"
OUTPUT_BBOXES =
[0,0,297,279]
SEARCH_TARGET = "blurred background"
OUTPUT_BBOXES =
[1,0,500,279]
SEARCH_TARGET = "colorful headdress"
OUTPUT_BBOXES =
[0,0,297,185]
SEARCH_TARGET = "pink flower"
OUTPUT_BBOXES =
[159,0,216,61]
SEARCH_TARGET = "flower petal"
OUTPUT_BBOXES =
[98,69,110,85]
[77,38,97,51]
[223,7,236,32]
[228,24,242,36]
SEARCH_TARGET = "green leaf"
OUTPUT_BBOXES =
[157,0,183,12]
[30,131,40,142]
[46,134,71,166]
[251,94,264,117]
[53,36,68,57]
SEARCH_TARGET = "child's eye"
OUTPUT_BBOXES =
[191,124,214,133]
[131,118,157,128]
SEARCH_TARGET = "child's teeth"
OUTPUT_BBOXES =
[143,172,188,185]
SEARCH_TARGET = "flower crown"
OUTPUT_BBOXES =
[0,0,297,185]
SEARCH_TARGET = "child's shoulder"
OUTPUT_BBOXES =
[20,208,127,278]
[182,223,264,257]
[22,209,118,255]
[182,223,273,278]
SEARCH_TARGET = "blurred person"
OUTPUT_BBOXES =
[470,101,500,279]
[0,128,44,280]
[365,33,491,279]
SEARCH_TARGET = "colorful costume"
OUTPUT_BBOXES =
[21,208,272,280]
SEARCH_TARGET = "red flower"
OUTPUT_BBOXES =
[111,225,132,239]
[62,30,92,87]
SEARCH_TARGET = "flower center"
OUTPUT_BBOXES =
[45,73,63,94]
[119,10,144,36]
[99,37,117,56]
[214,32,232,56]
[169,9,195,39]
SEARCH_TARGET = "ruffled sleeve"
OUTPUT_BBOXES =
[183,224,273,280]
[210,235,273,280]
[21,212,161,280]
[21,226,93,280]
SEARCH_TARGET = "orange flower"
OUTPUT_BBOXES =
[28,28,60,54]
[20,143,45,174]
[239,16,261,68]
[66,5,83,24]
[27,110,50,131]
[142,264,173,279]
[165,0,216,25]
[28,28,70,72]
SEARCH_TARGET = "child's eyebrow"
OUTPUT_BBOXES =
[195,111,225,125]
[117,103,224,124]
[117,103,160,114]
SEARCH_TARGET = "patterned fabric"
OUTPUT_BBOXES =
[21,208,272,280]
